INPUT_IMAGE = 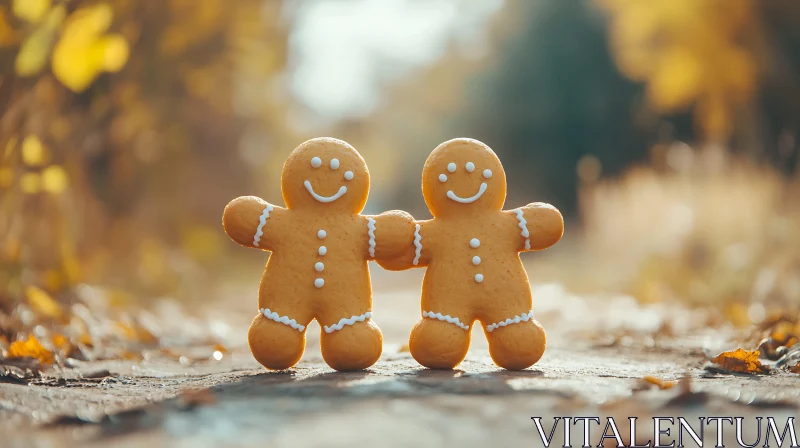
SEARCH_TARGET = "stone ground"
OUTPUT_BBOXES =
[1,268,798,447]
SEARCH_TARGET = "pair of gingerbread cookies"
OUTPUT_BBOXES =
[222,138,563,372]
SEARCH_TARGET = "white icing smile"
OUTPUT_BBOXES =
[446,182,487,204]
[304,180,347,203]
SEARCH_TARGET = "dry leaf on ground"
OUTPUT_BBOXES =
[711,348,769,374]
[7,335,55,365]
[641,375,675,390]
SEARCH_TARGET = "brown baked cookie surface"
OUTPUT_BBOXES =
[223,138,416,371]
[378,138,563,371]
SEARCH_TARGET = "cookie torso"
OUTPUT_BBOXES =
[259,210,372,320]
[421,212,533,323]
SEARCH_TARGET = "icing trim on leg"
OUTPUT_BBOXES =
[486,310,534,333]
[367,218,377,258]
[324,311,372,334]
[412,224,422,265]
[422,310,469,331]
[260,307,305,332]
[253,204,274,247]
[514,208,531,250]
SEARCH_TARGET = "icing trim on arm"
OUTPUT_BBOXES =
[260,307,305,332]
[486,310,534,332]
[422,311,470,331]
[324,311,372,334]
[367,217,376,258]
[412,224,422,265]
[253,204,274,247]
[514,208,531,250]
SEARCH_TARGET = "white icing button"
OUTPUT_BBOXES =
[466,162,475,172]
[311,157,322,168]
[314,278,324,288]
[475,273,484,283]
[447,162,456,173]
[483,169,493,179]
[330,158,340,169]
[472,256,481,265]
[318,246,327,256]
[344,171,354,181]
[470,238,480,248]
[315,262,324,272]
[439,174,447,182]
[318,230,327,239]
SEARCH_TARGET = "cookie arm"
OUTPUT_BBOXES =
[371,215,431,270]
[509,202,564,252]
[222,196,287,250]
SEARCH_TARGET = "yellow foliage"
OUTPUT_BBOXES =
[711,348,769,374]
[41,165,68,194]
[7,335,55,365]
[181,225,224,262]
[21,135,47,166]
[52,3,130,92]
[26,285,62,318]
[14,5,64,76]
[598,0,760,140]
[12,0,50,23]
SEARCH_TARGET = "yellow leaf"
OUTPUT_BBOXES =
[13,5,64,76]
[41,165,68,194]
[12,0,50,23]
[52,4,129,92]
[26,285,62,318]
[21,135,47,166]
[100,35,129,72]
[19,172,40,194]
[8,335,55,365]
[711,348,769,374]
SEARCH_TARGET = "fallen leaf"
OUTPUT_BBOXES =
[711,348,769,374]
[398,344,410,353]
[641,375,674,390]
[7,335,55,365]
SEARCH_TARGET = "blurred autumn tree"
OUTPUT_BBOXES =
[452,0,800,213]
[0,0,293,311]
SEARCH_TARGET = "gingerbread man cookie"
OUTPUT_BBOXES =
[379,138,564,370]
[222,138,415,371]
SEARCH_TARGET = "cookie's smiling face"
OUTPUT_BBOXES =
[282,138,370,213]
[422,138,507,217]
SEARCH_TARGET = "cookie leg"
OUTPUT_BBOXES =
[483,317,546,370]
[319,316,383,372]
[409,317,471,370]
[248,312,307,370]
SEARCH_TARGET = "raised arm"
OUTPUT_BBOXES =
[506,202,564,252]
[368,212,431,270]
[222,196,288,251]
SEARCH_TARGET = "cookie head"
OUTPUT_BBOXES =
[281,138,370,213]
[422,138,507,217]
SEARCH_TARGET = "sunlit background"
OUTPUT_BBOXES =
[1,0,799,368]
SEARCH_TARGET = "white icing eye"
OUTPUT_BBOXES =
[439,174,447,182]
[447,162,456,173]
[311,157,322,168]
[483,169,493,179]
[330,158,340,170]
[344,171,354,181]
[466,162,475,172]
